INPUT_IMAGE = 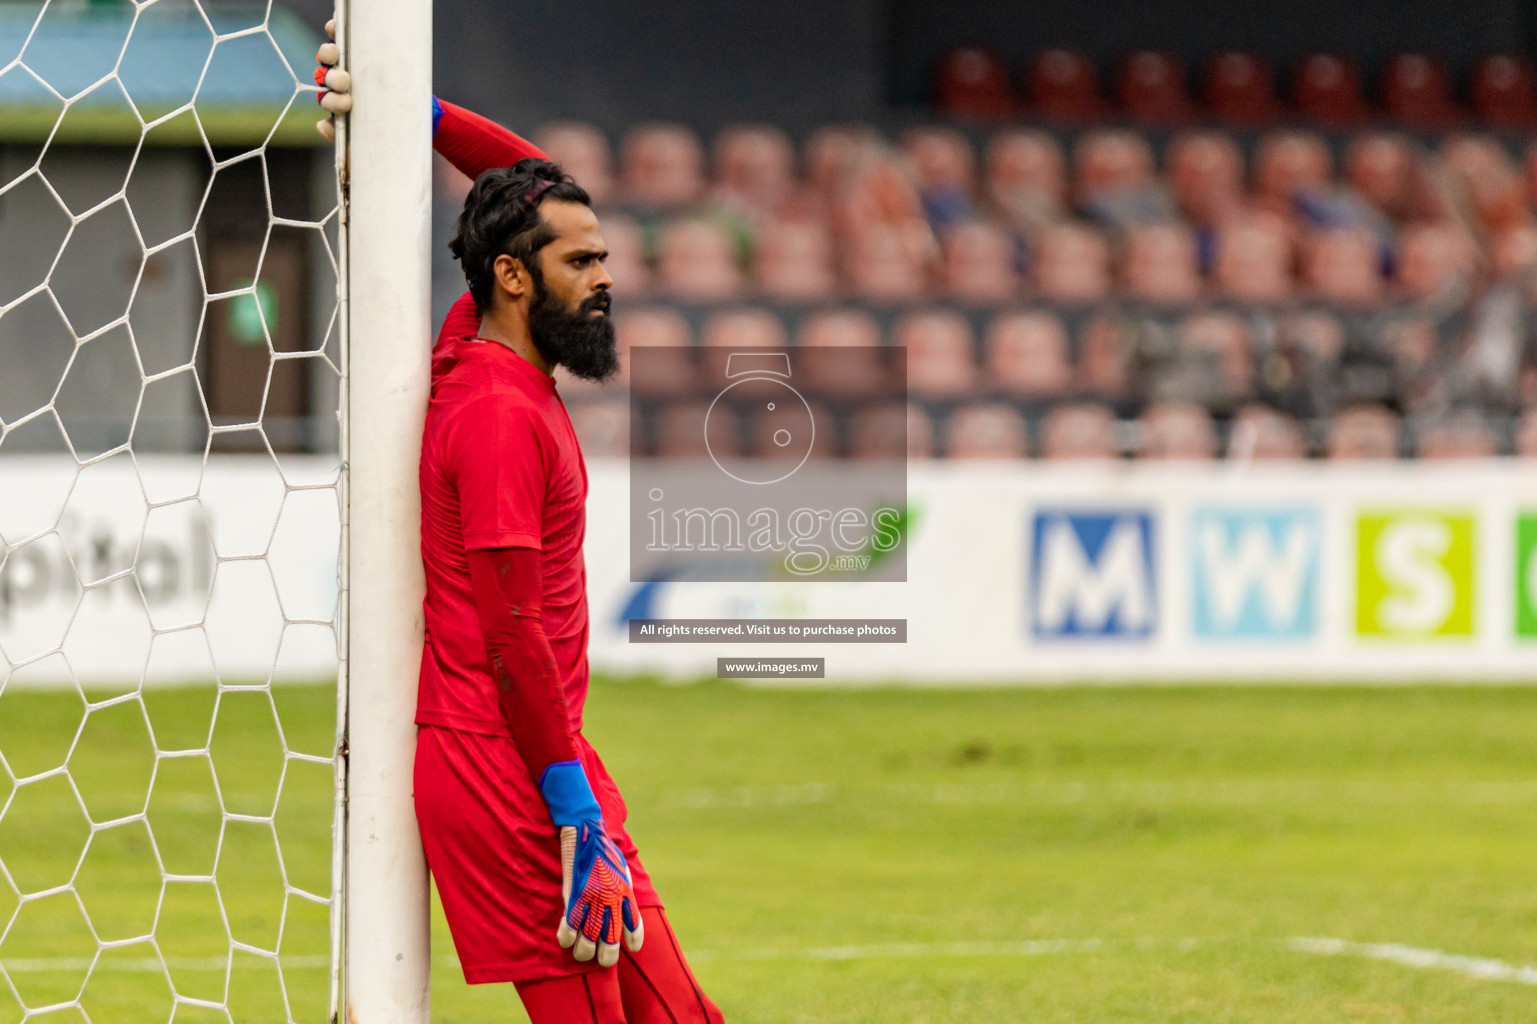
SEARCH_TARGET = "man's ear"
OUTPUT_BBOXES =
[493,253,530,301]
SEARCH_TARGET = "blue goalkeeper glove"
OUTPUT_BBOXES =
[540,761,645,966]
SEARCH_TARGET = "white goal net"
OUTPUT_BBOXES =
[0,1,353,1020]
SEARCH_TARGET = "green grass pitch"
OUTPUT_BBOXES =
[3,679,1537,1022]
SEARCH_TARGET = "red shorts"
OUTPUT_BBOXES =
[414,724,660,984]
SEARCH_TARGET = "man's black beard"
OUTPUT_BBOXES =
[528,280,619,383]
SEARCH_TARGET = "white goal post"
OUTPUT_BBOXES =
[338,0,434,1021]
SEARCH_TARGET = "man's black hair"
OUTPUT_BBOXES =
[448,158,592,313]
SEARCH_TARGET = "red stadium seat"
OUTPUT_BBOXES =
[1345,133,1416,221]
[1254,130,1333,210]
[845,222,929,300]
[1167,131,1244,226]
[1121,222,1201,305]
[803,124,880,203]
[1395,222,1473,301]
[1383,53,1458,126]
[1027,48,1104,120]
[1213,213,1293,303]
[618,308,694,397]
[797,310,885,398]
[1116,50,1192,123]
[942,220,1018,302]
[1227,404,1306,460]
[753,219,837,299]
[535,121,614,205]
[656,401,726,459]
[1472,55,1537,126]
[902,125,978,197]
[1417,413,1499,458]
[1138,401,1217,460]
[1074,129,1155,207]
[906,404,937,458]
[1076,313,1130,399]
[1326,405,1399,459]
[1032,221,1111,303]
[594,213,650,298]
[620,122,705,207]
[1515,409,1537,457]
[1040,402,1119,459]
[656,218,744,299]
[713,124,795,217]
[1303,226,1382,306]
[984,129,1067,232]
[983,311,1072,399]
[701,308,788,349]
[946,403,1029,459]
[846,402,921,460]
[566,400,629,457]
[1293,53,1369,124]
[934,47,1016,119]
[898,309,978,399]
[1203,52,1280,122]
[750,397,836,461]
[1178,311,1253,403]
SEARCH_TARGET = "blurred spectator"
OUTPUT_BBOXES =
[567,400,628,457]
[1381,317,1444,413]
[1176,311,1253,408]
[1261,311,1346,418]
[751,398,835,461]
[701,308,788,349]
[846,222,929,300]
[1472,55,1537,126]
[656,218,743,299]
[599,213,650,297]
[1293,53,1369,124]
[804,124,879,207]
[1074,129,1170,226]
[946,403,1029,459]
[1303,226,1382,306]
[536,121,614,205]
[1116,50,1191,123]
[656,401,723,458]
[942,220,1018,302]
[1416,411,1499,458]
[617,307,692,395]
[1203,52,1280,122]
[847,401,921,459]
[899,309,977,399]
[1493,223,1537,279]
[753,219,837,299]
[1326,404,1399,458]
[1395,222,1473,303]
[1254,130,1333,213]
[1515,408,1537,457]
[984,129,1067,236]
[906,404,937,458]
[621,122,705,208]
[713,124,795,219]
[1032,221,1112,302]
[1041,402,1120,459]
[1121,222,1202,304]
[983,311,1072,399]
[1167,131,1244,227]
[903,125,976,228]
[1345,133,1416,221]
[1441,134,1529,237]
[934,47,1015,119]
[1226,404,1306,459]
[1077,313,1131,399]
[797,309,885,397]
[1138,401,1218,459]
[1028,48,1104,120]
[1213,212,1293,302]
[1383,53,1457,126]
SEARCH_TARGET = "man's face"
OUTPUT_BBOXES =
[526,200,619,382]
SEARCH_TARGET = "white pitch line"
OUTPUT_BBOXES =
[1286,937,1537,986]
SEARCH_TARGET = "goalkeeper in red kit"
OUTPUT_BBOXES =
[318,35,725,1024]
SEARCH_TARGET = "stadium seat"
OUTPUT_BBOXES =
[1121,222,1202,305]
[1178,310,1253,404]
[535,121,614,205]
[1293,53,1370,124]
[617,307,693,396]
[753,219,838,299]
[946,402,1029,459]
[1441,134,1528,236]
[1303,226,1382,306]
[1278,310,1346,364]
[1471,54,1537,126]
[1326,404,1399,458]
[906,403,938,458]
[1515,409,1537,457]
[567,400,629,457]
[1137,401,1218,459]
[1027,48,1104,120]
[656,218,744,299]
[620,122,705,208]
[1417,412,1499,458]
[701,308,789,349]
[941,220,1019,302]
[934,47,1016,119]
[1395,222,1472,301]
[1203,51,1280,122]
[598,213,650,296]
[899,309,978,399]
[1074,129,1156,208]
[803,124,880,205]
[1344,132,1416,221]
[750,397,836,460]
[1254,130,1333,211]
[983,310,1072,399]
[1212,213,1294,302]
[1076,313,1130,399]
[1167,131,1244,226]
[1032,221,1112,302]
[1383,53,1458,126]
[797,309,885,397]
[656,400,726,458]
[1040,402,1119,459]
[984,129,1067,233]
[713,124,796,217]
[903,125,977,226]
[845,222,930,300]
[846,401,916,459]
[1226,404,1306,459]
[1116,50,1192,123]
[1493,223,1537,277]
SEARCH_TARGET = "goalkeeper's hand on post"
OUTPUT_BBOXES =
[314,18,351,141]
[541,761,645,966]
